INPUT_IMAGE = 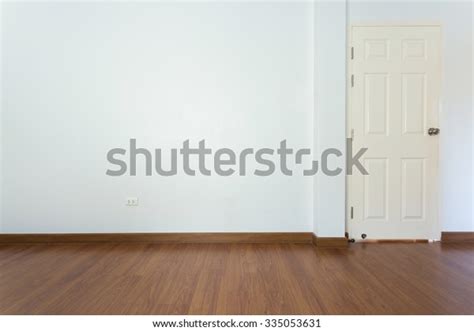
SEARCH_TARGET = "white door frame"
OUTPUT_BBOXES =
[346,23,443,241]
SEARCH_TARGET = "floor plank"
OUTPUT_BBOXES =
[0,242,473,314]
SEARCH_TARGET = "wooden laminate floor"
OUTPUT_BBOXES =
[0,242,473,314]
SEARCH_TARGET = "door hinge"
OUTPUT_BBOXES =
[350,206,354,219]
[351,74,354,87]
[351,47,354,60]
[351,128,355,139]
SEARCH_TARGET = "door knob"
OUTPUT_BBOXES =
[428,128,440,136]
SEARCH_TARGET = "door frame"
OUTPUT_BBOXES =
[346,23,443,241]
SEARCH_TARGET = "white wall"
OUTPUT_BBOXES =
[349,0,473,231]
[313,1,347,237]
[2,1,471,235]
[0,2,3,232]
[1,2,315,233]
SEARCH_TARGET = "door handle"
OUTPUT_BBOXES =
[428,128,440,136]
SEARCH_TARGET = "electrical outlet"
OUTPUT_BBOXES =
[126,197,139,206]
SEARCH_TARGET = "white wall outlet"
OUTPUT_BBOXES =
[126,197,139,206]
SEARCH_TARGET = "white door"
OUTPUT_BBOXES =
[348,25,441,240]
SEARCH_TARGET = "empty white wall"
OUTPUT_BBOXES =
[2,1,470,235]
[349,0,473,231]
[0,3,2,232]
[1,2,315,233]
[313,1,347,237]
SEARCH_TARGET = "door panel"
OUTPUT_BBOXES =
[364,74,389,135]
[402,73,426,135]
[363,158,388,221]
[401,158,425,221]
[349,26,440,240]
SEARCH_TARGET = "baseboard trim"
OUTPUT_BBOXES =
[0,232,313,244]
[312,234,348,248]
[356,239,429,243]
[441,232,474,243]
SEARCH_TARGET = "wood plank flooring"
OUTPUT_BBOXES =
[0,242,473,314]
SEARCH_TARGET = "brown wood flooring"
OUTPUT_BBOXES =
[0,242,473,314]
